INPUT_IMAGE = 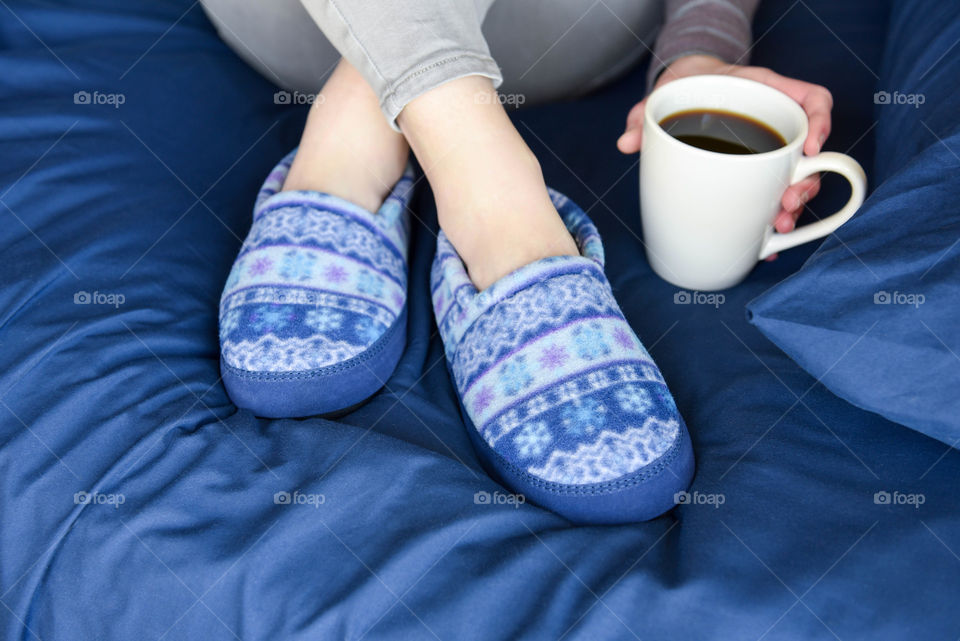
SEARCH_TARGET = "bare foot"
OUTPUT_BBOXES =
[282,60,409,213]
[398,76,578,290]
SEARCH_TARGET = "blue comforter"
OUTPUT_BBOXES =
[2,0,958,639]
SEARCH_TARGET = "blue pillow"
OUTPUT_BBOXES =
[746,0,960,447]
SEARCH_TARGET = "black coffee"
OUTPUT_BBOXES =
[659,109,787,154]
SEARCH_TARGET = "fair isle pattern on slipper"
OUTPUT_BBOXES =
[219,149,416,417]
[431,189,694,522]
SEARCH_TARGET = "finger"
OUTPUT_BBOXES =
[775,176,821,233]
[774,209,797,233]
[798,85,833,154]
[765,252,779,262]
[803,92,833,155]
[617,128,643,154]
[618,100,647,153]
[780,175,821,212]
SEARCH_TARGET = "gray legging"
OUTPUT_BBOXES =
[200,0,663,124]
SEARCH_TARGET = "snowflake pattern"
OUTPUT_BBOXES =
[422,186,692,487]
[561,397,607,436]
[356,269,384,298]
[250,305,294,334]
[472,386,495,414]
[573,323,611,360]
[615,385,653,414]
[538,344,568,370]
[514,421,552,458]
[500,357,533,396]
[220,151,414,385]
[324,264,348,284]
[304,308,344,333]
[248,256,273,277]
[279,249,316,281]
[613,327,635,350]
[355,316,384,344]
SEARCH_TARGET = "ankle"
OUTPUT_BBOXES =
[282,60,410,212]
[455,219,579,289]
[283,136,407,212]
[435,160,579,290]
[399,77,578,289]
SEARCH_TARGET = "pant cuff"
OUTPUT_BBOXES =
[380,52,503,130]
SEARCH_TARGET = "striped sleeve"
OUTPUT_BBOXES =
[648,0,762,89]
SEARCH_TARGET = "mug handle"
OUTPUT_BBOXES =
[758,152,867,259]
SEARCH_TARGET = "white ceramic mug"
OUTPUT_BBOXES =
[640,75,867,291]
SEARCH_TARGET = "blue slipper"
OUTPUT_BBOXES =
[431,190,694,523]
[219,149,415,417]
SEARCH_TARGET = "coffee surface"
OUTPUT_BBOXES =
[659,109,787,155]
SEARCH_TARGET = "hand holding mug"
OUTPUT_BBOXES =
[619,55,836,259]
[633,72,866,291]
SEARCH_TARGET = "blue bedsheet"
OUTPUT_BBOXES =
[2,1,958,639]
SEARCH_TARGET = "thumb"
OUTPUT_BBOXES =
[618,99,647,154]
[617,127,643,154]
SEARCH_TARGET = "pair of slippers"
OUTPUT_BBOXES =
[219,150,694,524]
